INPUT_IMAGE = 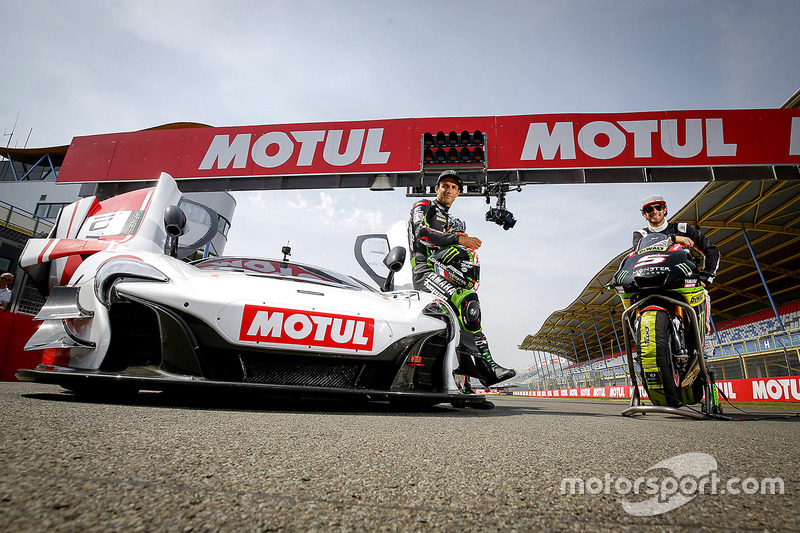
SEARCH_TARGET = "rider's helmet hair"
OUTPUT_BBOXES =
[641,194,667,211]
[436,170,463,192]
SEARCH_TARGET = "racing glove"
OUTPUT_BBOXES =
[449,217,466,234]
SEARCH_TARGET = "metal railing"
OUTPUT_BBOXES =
[510,363,632,391]
[0,201,53,238]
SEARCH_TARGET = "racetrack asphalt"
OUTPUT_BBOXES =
[0,382,798,532]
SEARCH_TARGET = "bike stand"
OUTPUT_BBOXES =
[618,294,731,421]
[622,384,712,420]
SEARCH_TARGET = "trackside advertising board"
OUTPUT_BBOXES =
[57,109,800,183]
[514,376,800,403]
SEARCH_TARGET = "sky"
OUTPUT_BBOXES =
[3,0,799,369]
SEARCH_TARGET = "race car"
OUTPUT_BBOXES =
[16,173,490,408]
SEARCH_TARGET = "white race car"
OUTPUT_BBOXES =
[16,173,491,408]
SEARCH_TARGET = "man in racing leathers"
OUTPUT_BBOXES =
[408,170,515,386]
[633,194,720,357]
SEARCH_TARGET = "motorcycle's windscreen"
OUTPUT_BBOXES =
[636,232,671,253]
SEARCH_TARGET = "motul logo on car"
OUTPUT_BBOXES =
[521,118,738,161]
[199,128,391,170]
[239,304,374,351]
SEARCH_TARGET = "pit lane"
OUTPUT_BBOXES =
[0,382,797,531]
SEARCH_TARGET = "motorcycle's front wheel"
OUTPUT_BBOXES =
[637,309,682,407]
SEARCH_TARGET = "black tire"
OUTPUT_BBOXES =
[637,309,681,407]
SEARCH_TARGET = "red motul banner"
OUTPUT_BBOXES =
[57,109,800,183]
[513,376,800,403]
[239,304,374,351]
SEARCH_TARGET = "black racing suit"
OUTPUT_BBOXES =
[407,198,515,385]
[407,199,461,288]
[407,199,482,336]
[632,222,720,284]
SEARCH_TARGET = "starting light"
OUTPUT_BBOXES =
[421,130,485,165]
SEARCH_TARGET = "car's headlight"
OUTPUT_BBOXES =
[95,258,169,307]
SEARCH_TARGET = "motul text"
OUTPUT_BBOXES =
[200,128,391,170]
[239,304,374,351]
[521,118,739,161]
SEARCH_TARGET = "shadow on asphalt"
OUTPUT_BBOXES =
[592,405,800,422]
[22,388,545,417]
[710,410,800,422]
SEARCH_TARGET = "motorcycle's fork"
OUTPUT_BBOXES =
[670,306,690,368]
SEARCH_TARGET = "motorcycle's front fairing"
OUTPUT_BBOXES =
[612,233,703,306]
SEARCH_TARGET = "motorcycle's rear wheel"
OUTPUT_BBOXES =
[637,309,682,407]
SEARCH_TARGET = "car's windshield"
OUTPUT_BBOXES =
[193,257,372,291]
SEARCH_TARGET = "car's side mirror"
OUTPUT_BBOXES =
[382,246,406,291]
[384,246,406,272]
[164,205,187,257]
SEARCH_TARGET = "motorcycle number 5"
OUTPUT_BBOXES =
[634,256,667,268]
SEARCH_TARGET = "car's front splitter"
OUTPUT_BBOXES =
[15,366,492,408]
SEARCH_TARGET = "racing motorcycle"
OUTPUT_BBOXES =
[610,232,723,417]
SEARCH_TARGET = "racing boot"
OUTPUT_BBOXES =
[473,332,516,387]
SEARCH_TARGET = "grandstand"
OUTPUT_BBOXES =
[715,301,800,342]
